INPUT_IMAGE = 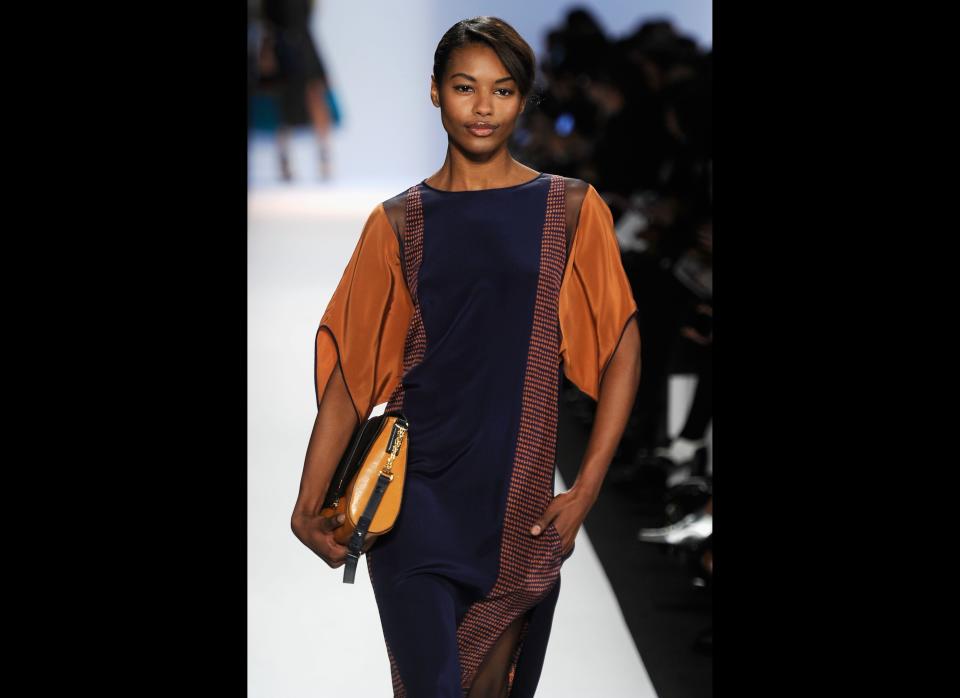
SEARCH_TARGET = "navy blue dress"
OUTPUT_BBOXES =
[313,171,638,697]
[369,172,573,697]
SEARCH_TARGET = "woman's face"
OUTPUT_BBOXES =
[431,44,526,156]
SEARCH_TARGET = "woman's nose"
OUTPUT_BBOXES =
[474,93,492,116]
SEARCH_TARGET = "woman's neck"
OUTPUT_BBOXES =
[426,150,538,192]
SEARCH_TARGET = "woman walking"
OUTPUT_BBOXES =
[259,0,334,180]
[292,17,641,697]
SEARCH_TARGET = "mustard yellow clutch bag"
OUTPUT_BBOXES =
[319,413,409,583]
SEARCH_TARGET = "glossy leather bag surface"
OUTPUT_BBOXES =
[319,412,409,582]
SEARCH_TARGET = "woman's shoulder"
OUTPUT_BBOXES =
[554,174,591,195]
[550,176,596,242]
[538,173,594,210]
[526,171,592,195]
[378,189,412,244]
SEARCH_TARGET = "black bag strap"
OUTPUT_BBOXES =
[343,471,393,584]
[341,415,408,583]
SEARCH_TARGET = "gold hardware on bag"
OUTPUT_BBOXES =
[320,413,409,558]
[380,425,406,481]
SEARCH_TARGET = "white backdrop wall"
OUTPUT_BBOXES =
[308,0,711,187]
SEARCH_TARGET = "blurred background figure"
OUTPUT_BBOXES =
[249,0,340,182]
[513,7,712,475]
[510,5,714,664]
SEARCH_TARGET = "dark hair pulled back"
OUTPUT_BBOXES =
[433,17,541,106]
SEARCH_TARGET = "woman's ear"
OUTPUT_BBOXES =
[430,76,440,108]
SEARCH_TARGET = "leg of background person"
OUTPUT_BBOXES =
[657,340,710,480]
[679,345,711,441]
[277,125,292,181]
[304,78,332,180]
[655,266,699,446]
[635,345,669,450]
[626,257,678,452]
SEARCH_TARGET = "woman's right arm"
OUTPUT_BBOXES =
[290,358,360,568]
[291,201,412,567]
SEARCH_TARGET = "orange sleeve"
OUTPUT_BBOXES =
[314,203,414,423]
[558,184,639,402]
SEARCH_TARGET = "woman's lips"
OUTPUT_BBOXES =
[466,124,496,137]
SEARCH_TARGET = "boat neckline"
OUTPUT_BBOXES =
[419,172,547,193]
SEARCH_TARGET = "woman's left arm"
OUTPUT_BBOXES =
[569,317,641,505]
[530,317,641,547]
[531,183,642,551]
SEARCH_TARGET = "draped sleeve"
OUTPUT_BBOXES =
[314,202,414,424]
[558,184,639,402]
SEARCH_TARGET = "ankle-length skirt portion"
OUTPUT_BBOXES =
[314,172,638,696]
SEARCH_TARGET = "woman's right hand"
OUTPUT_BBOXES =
[291,510,349,569]
[292,360,360,570]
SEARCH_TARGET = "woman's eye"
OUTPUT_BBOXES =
[454,85,514,96]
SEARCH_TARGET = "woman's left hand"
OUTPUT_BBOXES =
[529,488,594,557]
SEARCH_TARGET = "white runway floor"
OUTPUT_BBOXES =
[247,158,659,696]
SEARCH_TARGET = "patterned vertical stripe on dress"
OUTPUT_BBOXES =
[371,184,426,697]
[456,174,568,695]
[385,184,426,417]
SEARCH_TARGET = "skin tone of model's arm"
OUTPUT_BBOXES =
[291,360,358,568]
[572,316,642,501]
[530,317,642,552]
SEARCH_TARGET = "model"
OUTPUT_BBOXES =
[292,16,642,697]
